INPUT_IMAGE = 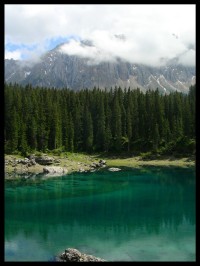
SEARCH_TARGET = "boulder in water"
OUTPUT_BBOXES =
[58,248,106,262]
[108,167,121,172]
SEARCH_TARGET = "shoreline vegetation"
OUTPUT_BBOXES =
[5,152,195,180]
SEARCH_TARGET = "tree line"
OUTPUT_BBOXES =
[5,83,196,156]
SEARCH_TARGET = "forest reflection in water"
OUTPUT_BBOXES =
[5,166,195,261]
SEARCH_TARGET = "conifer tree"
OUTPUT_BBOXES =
[153,123,160,150]
[83,107,93,152]
[95,95,106,151]
[111,92,122,152]
[68,112,74,152]
[126,107,132,152]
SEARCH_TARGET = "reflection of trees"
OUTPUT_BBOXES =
[5,167,195,241]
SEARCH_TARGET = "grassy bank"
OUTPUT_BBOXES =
[5,152,195,179]
[105,156,195,168]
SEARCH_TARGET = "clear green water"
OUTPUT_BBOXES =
[5,166,196,261]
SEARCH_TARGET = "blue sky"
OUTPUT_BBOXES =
[5,4,195,66]
[5,35,80,60]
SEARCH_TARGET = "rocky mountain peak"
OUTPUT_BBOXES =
[5,41,195,94]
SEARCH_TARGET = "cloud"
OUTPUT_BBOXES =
[59,35,125,65]
[5,50,22,60]
[178,49,195,66]
[5,4,196,66]
[59,29,192,66]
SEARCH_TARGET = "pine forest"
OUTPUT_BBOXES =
[5,83,196,157]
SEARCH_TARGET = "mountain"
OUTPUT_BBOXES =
[5,42,196,94]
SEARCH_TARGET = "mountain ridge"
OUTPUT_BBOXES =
[5,42,195,93]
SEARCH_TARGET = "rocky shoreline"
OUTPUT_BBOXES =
[5,154,107,179]
[5,153,195,180]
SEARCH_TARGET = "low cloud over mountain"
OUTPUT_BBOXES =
[5,41,195,94]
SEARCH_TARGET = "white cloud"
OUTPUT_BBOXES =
[5,50,22,60]
[178,49,195,66]
[59,34,126,65]
[5,4,196,66]
[59,29,192,66]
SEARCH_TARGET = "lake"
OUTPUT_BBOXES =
[5,166,196,261]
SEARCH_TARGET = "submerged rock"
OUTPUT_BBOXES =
[108,167,121,172]
[58,248,106,262]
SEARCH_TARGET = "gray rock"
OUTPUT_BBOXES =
[99,159,106,165]
[27,154,36,160]
[35,156,54,165]
[108,167,121,172]
[58,248,106,262]
[43,166,67,176]
[79,168,86,173]
[20,158,30,164]
[90,162,98,168]
[29,159,36,165]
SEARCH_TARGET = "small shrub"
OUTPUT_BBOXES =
[35,151,42,157]
[140,151,161,160]
[12,150,20,155]
[51,148,65,156]
[20,150,28,157]
[140,152,153,160]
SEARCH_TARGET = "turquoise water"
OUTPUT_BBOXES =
[5,166,196,261]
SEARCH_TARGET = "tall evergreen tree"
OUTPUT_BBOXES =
[111,92,122,152]
[83,107,93,152]
[68,112,74,152]
[153,123,160,150]
[95,95,106,151]
[126,107,132,152]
